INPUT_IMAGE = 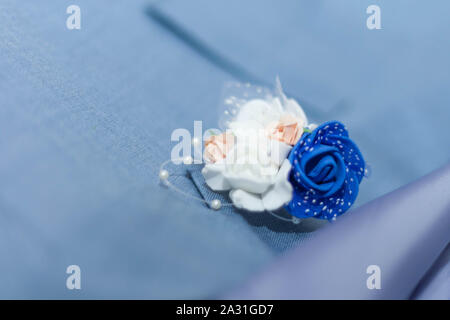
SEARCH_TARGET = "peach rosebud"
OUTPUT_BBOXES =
[204,133,235,163]
[267,114,304,146]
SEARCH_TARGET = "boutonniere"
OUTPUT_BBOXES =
[160,79,368,223]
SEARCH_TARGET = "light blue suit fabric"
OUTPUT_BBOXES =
[0,0,449,299]
[0,0,274,298]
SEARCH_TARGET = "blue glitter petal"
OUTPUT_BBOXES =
[285,121,365,220]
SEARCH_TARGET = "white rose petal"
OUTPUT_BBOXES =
[262,159,293,211]
[202,163,231,191]
[228,160,293,212]
[234,99,282,127]
[201,83,306,213]
[229,189,266,212]
[269,140,292,166]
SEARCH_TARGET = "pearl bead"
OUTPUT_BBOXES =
[159,169,169,181]
[210,199,222,210]
[292,217,301,224]
[183,156,193,165]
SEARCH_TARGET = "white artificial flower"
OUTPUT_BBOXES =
[202,139,293,212]
[202,85,309,212]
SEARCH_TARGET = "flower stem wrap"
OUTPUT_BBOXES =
[286,121,365,220]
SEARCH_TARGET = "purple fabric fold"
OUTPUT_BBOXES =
[411,244,450,299]
[224,163,450,299]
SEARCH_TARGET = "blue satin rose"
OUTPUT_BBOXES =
[286,121,365,220]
